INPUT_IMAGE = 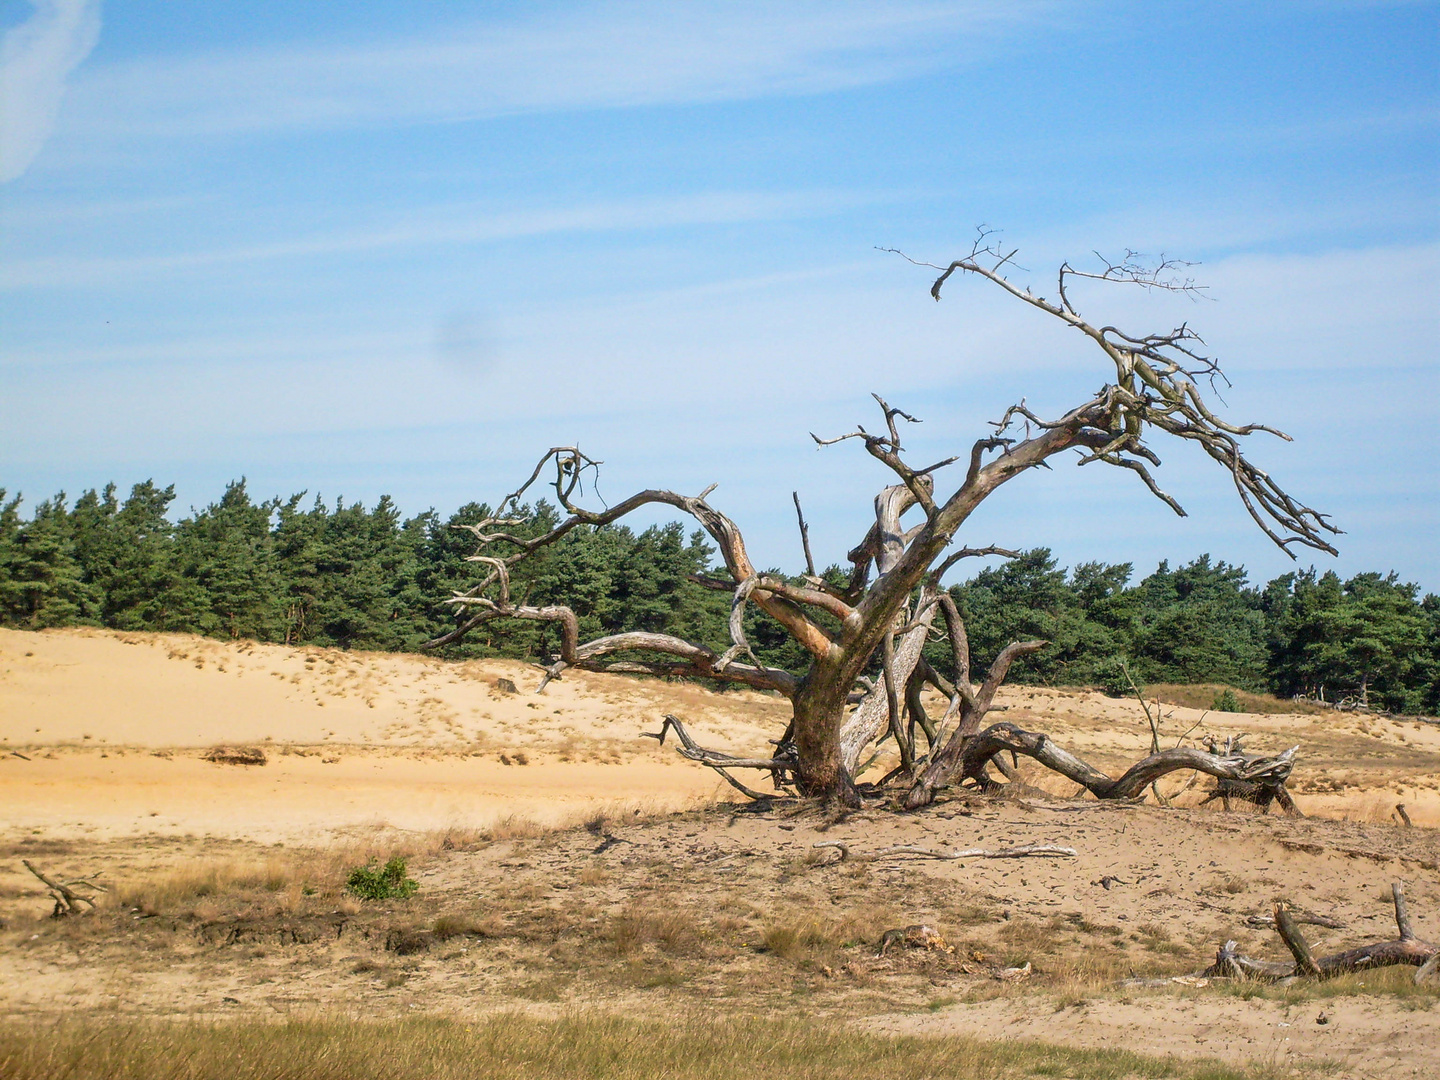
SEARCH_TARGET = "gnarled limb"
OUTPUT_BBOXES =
[642,714,796,801]
[23,860,107,917]
[906,720,1298,810]
[904,639,1048,809]
[1207,884,1436,981]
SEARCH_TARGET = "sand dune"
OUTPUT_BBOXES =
[3,627,1438,846]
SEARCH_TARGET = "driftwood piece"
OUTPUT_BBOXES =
[1208,883,1435,981]
[1244,910,1345,931]
[22,860,107,917]
[814,840,1075,864]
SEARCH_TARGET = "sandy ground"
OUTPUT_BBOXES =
[2,627,1437,1077]
[872,988,1437,1077]
[1,627,786,841]
[3,626,1437,843]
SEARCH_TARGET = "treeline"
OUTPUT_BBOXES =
[2,480,1436,714]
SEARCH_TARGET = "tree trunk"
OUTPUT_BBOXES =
[837,601,936,775]
[791,668,860,805]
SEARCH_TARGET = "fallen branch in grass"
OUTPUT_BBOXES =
[22,860,107,917]
[1207,883,1435,982]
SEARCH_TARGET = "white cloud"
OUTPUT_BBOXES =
[0,0,101,181]
[63,1,1045,139]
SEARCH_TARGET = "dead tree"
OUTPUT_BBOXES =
[425,235,1337,807]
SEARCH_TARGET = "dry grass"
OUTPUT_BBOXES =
[0,1012,1299,1080]
[760,905,894,965]
[611,899,706,957]
[1204,963,1440,1007]
[431,911,505,940]
[111,858,299,916]
[1144,684,1330,716]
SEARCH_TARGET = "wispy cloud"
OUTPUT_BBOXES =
[0,0,101,181]
[0,187,879,288]
[63,1,1046,140]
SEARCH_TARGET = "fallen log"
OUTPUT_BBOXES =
[1206,883,1435,982]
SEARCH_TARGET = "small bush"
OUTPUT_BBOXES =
[1098,659,1135,698]
[1211,688,1242,713]
[345,857,418,901]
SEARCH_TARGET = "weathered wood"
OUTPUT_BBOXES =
[642,714,793,801]
[22,860,107,917]
[1274,903,1321,976]
[814,841,1075,863]
[904,721,1299,810]
[1208,882,1436,981]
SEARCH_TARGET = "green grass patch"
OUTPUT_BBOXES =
[0,1013,1312,1080]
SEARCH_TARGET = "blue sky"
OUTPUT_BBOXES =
[2,1,1437,592]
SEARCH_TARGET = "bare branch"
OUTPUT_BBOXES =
[792,491,817,578]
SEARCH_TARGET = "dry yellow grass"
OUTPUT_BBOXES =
[0,1013,1301,1080]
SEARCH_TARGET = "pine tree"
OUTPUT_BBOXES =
[0,492,94,627]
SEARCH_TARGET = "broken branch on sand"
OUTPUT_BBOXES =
[813,840,1076,864]
[1207,882,1436,982]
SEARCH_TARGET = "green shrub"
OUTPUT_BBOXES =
[1211,688,1242,713]
[346,857,418,901]
[1099,658,1135,698]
